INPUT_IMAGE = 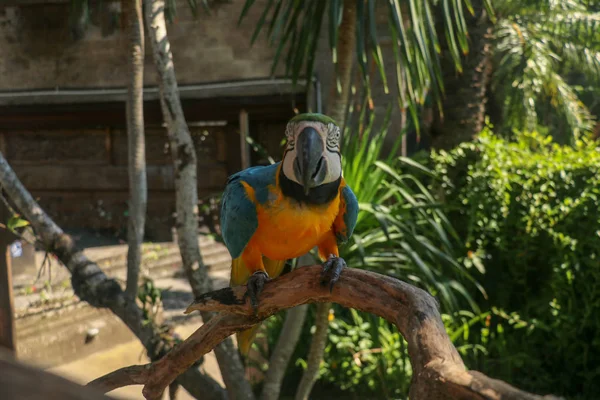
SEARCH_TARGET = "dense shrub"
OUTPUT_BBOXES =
[431,129,600,398]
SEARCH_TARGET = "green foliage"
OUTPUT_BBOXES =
[339,104,482,312]
[318,306,534,399]
[138,277,163,326]
[492,0,600,140]
[320,309,412,398]
[431,128,600,398]
[6,214,30,234]
[239,0,493,131]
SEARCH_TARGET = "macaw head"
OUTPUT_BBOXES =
[281,113,342,195]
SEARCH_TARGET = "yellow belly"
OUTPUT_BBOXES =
[252,195,340,260]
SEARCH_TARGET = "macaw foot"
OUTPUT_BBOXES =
[245,271,270,312]
[321,255,347,293]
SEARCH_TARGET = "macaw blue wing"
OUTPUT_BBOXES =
[220,174,258,259]
[220,163,280,259]
[336,185,359,244]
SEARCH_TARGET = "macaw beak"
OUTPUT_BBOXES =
[293,127,327,195]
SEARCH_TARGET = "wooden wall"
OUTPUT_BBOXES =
[3,125,229,242]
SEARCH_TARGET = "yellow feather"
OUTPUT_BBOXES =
[230,256,251,287]
[236,324,262,357]
[263,257,287,280]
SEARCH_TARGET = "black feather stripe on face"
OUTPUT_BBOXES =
[279,167,341,205]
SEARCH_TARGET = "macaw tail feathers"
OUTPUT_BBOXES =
[236,324,263,357]
[229,255,287,355]
[230,256,251,287]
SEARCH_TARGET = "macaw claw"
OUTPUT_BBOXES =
[321,255,346,293]
[245,271,270,312]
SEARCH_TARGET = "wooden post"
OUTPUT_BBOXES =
[0,200,16,353]
[239,109,250,170]
[105,127,115,165]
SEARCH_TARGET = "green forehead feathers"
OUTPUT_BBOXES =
[289,113,338,126]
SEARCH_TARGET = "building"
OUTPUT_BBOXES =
[0,0,410,242]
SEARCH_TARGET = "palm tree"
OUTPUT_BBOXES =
[491,0,599,141]
[432,0,600,148]
[66,1,253,398]
[429,0,494,149]
[240,0,492,132]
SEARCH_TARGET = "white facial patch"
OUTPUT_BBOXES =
[323,151,342,184]
[282,146,299,184]
[325,123,341,151]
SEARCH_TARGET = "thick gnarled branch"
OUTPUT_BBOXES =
[88,266,563,400]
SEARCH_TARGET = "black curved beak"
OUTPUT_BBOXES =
[293,127,327,195]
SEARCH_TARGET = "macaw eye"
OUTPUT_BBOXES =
[326,124,341,151]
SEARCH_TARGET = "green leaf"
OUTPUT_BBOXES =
[238,0,257,26]
[328,0,342,64]
[237,0,483,133]
[368,0,388,94]
[7,215,30,231]
[250,0,274,45]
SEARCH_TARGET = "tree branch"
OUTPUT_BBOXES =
[88,266,563,400]
[0,349,110,400]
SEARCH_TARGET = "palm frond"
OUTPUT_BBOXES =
[547,72,596,138]
[558,44,600,84]
[240,0,494,133]
[492,8,599,138]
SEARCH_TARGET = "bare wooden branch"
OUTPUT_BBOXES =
[0,349,110,400]
[88,266,563,400]
[88,365,150,393]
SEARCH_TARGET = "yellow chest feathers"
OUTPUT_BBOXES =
[244,182,340,259]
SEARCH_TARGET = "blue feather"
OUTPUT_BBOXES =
[337,185,359,244]
[220,163,280,258]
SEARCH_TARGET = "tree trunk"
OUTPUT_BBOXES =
[430,1,493,150]
[295,1,357,399]
[326,0,357,128]
[143,2,253,399]
[260,255,313,400]
[294,303,331,400]
[260,306,308,400]
[125,0,147,303]
[0,153,225,400]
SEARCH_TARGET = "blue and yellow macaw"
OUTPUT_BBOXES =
[220,113,359,355]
